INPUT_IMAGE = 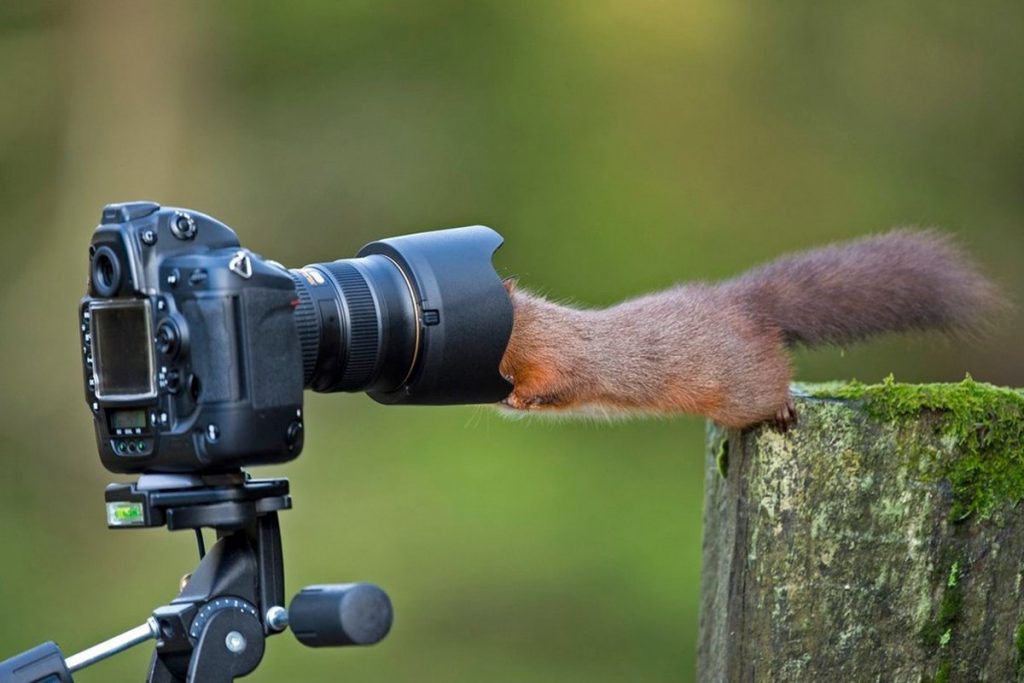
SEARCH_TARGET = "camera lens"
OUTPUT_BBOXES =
[291,255,418,394]
[290,226,515,405]
[92,246,122,297]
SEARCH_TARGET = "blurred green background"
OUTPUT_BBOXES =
[1,2,1022,681]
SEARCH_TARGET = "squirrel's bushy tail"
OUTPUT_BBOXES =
[731,229,1005,347]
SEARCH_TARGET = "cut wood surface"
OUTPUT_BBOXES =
[699,378,1024,682]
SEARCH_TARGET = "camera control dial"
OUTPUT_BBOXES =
[156,320,180,357]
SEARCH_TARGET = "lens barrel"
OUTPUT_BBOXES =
[291,255,418,394]
[291,226,514,405]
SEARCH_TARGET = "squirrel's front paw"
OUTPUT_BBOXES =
[501,389,564,411]
[499,369,571,411]
[498,286,580,412]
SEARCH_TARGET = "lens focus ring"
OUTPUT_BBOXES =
[290,273,319,385]
[320,262,380,390]
[292,254,419,395]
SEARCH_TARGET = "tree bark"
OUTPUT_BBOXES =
[699,380,1024,682]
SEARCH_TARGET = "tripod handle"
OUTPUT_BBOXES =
[0,642,72,683]
[289,584,393,648]
[0,618,159,683]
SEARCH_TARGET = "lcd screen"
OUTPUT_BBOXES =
[92,301,156,398]
[110,409,148,430]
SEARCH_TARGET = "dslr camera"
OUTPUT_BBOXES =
[1,205,517,681]
[80,201,514,474]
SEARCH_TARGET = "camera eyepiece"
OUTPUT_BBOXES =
[291,226,514,405]
[91,245,122,297]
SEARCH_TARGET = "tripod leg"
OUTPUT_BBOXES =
[147,648,182,683]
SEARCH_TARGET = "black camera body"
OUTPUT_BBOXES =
[81,202,513,475]
[81,202,305,474]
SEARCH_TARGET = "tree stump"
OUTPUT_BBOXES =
[699,378,1024,682]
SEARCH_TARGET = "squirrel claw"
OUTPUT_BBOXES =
[772,398,799,433]
[501,393,537,410]
[501,391,562,411]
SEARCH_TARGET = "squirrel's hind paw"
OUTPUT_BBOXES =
[771,397,799,432]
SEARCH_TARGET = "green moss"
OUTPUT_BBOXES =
[1016,622,1024,675]
[799,375,1024,521]
[916,557,964,682]
[947,561,960,588]
[707,423,730,479]
[716,438,729,479]
[921,558,964,648]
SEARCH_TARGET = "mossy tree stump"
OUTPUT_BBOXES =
[699,378,1024,682]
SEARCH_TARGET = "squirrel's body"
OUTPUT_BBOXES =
[499,230,1002,428]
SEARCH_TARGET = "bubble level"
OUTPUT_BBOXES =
[107,501,146,527]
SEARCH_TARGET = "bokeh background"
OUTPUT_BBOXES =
[1,2,1022,681]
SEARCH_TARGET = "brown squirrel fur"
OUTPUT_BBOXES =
[498,229,1003,429]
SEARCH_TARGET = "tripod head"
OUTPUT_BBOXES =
[0,473,393,682]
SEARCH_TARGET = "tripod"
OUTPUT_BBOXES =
[0,472,393,682]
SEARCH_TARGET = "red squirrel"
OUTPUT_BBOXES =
[498,229,1003,429]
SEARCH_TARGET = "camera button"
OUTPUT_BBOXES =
[189,269,208,286]
[285,421,303,449]
[165,370,181,394]
[188,374,201,401]
[171,211,198,240]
